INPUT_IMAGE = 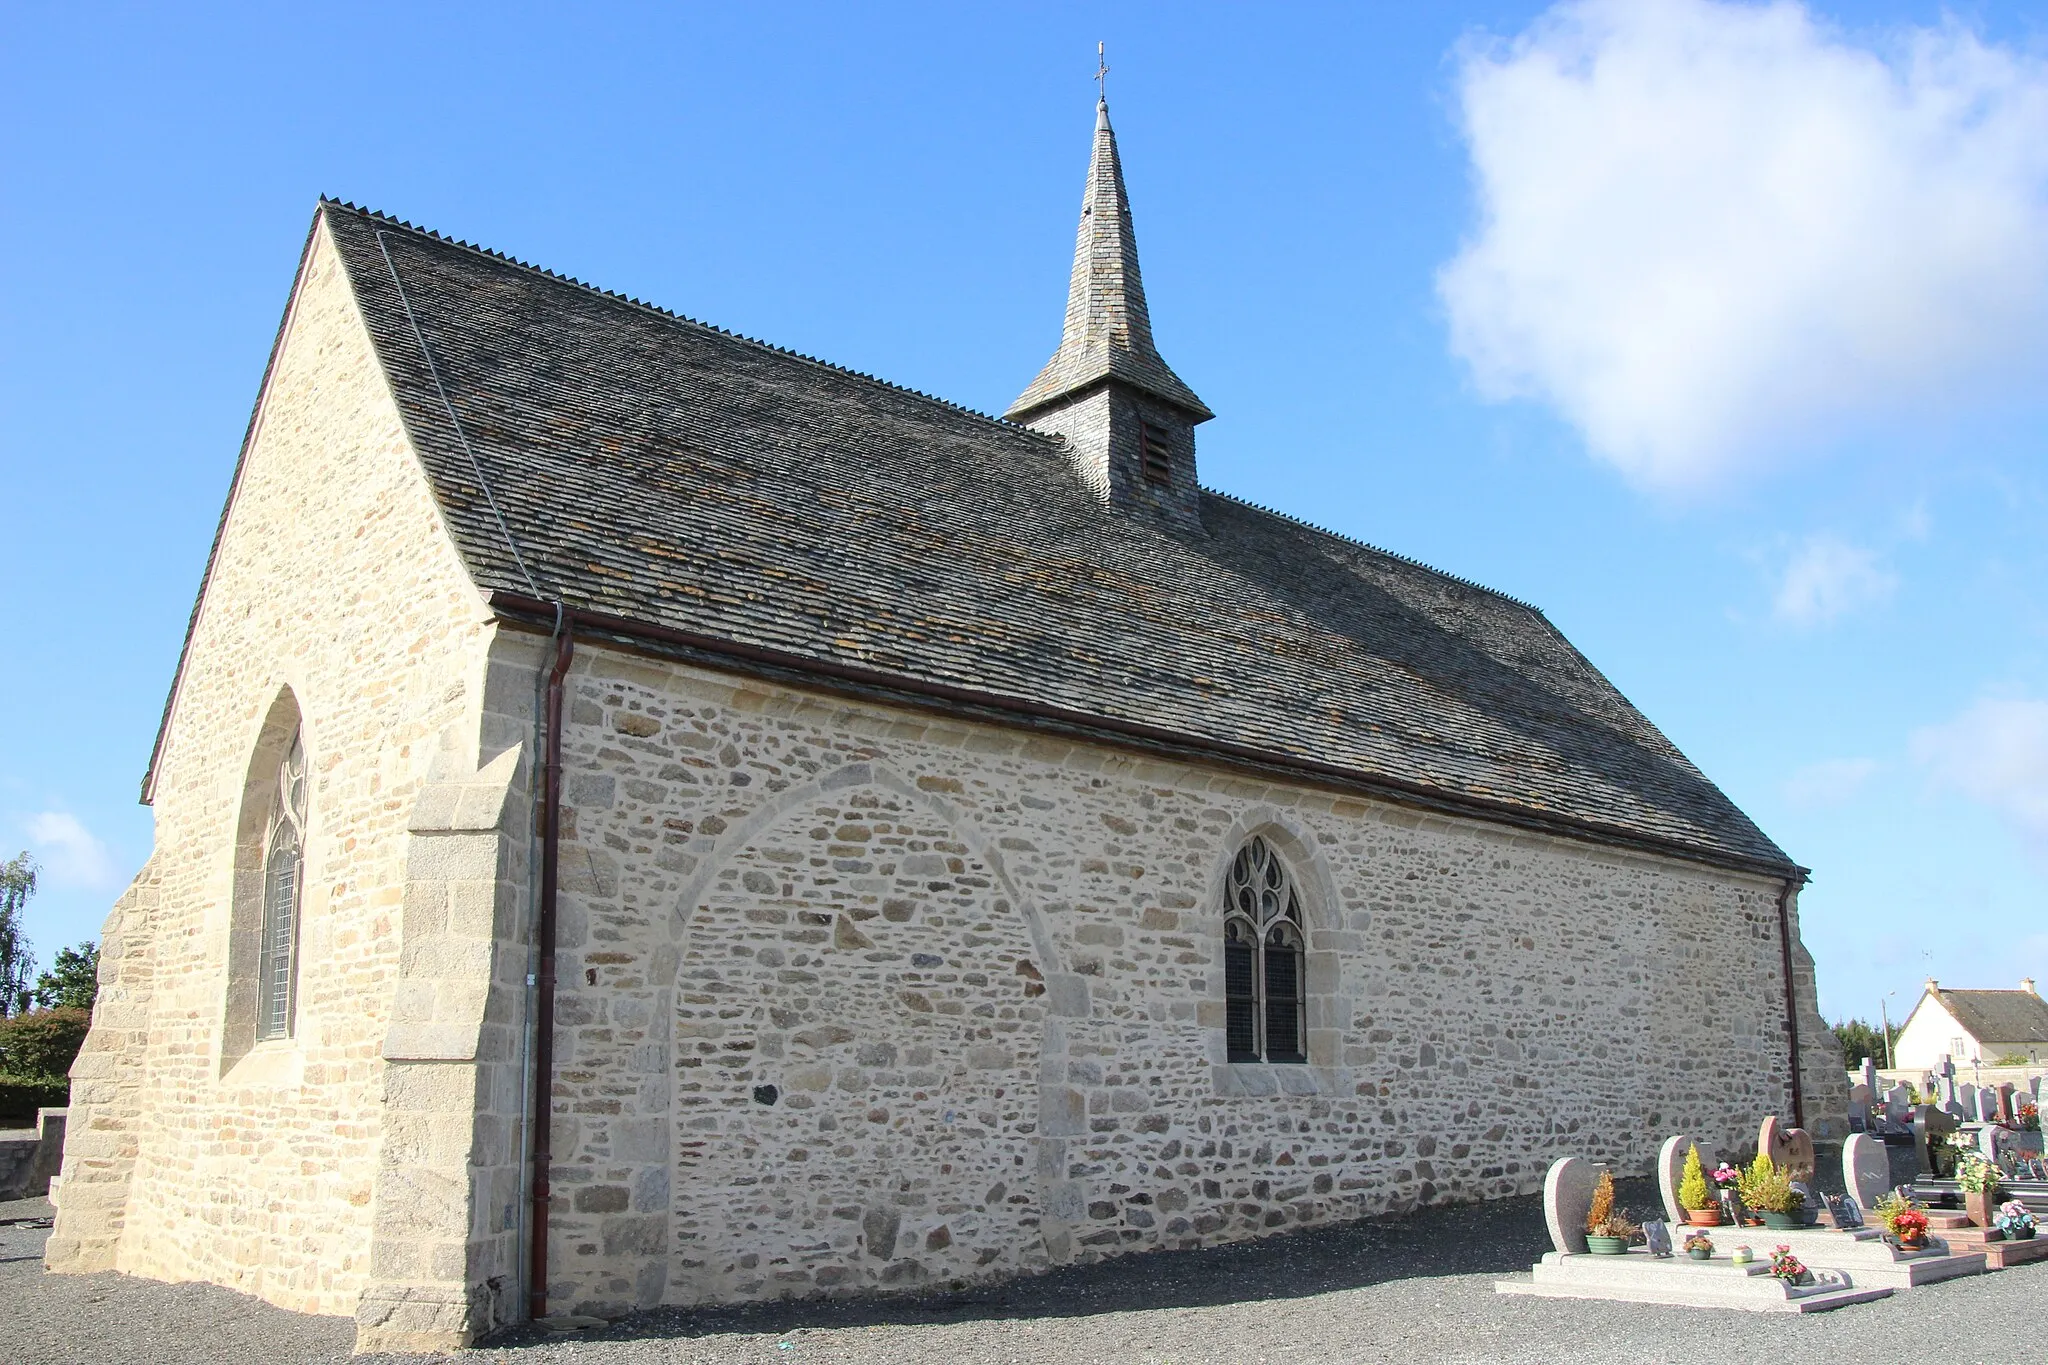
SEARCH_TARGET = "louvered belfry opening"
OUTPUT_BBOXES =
[1223,836,1307,1064]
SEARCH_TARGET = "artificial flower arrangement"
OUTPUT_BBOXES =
[1954,1154,2002,1195]
[1682,1231,1714,1260]
[1874,1192,1930,1248]
[1710,1162,1742,1190]
[1769,1244,1812,1285]
[2019,1102,2041,1134]
[1994,1200,2036,1240]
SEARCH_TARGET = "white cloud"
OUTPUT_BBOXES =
[1772,533,1896,625]
[1911,696,2048,845]
[24,811,119,892]
[1783,756,1879,808]
[1439,0,2048,491]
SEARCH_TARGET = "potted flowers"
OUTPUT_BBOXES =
[1769,1244,1813,1286]
[1874,1192,1930,1250]
[1994,1200,2036,1241]
[1583,1170,1639,1254]
[1683,1231,1714,1261]
[1955,1153,2002,1230]
[1738,1152,1806,1229]
[1729,1244,1755,1265]
[1677,1145,1720,1226]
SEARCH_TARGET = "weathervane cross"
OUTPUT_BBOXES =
[1096,42,1109,101]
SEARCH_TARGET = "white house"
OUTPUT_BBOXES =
[1893,978,2048,1069]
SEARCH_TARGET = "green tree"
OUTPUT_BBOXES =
[0,853,35,1017]
[1832,1017,1888,1067]
[33,942,98,1012]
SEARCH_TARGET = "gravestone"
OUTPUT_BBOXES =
[1843,1132,1890,1211]
[1782,1126,1816,1179]
[1656,1135,1692,1227]
[1977,1126,2002,1161]
[1824,1192,1864,1229]
[1760,1115,1787,1168]
[1860,1056,1880,1096]
[1543,1156,1596,1256]
[1886,1083,1913,1126]
[1997,1082,2016,1125]
[1849,1083,1872,1131]
[1959,1083,1979,1122]
[1914,1105,1960,1175]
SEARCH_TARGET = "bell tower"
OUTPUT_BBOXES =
[1007,96,1212,533]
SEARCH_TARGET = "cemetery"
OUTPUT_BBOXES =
[1496,1062,2048,1311]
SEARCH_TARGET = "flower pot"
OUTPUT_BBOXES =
[1760,1211,1801,1229]
[1686,1207,1723,1227]
[1585,1235,1629,1255]
[2009,1228,2036,1241]
[1897,1232,1927,1251]
[1964,1190,1995,1228]
[1687,1247,1713,1261]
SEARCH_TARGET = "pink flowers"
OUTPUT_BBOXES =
[1769,1245,1809,1282]
[1711,1163,1741,1189]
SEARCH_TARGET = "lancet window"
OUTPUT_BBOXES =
[1223,836,1306,1064]
[257,730,307,1041]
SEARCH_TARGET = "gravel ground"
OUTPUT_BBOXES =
[5,1183,2043,1365]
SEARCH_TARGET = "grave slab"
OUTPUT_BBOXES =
[1495,1249,1892,1313]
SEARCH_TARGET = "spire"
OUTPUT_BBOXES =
[1006,99,1212,423]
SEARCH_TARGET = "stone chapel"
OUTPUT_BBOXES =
[48,97,1843,1352]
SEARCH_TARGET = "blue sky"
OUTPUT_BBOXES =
[3,1,2044,1029]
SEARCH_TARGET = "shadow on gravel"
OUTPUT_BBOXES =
[488,1179,1668,1349]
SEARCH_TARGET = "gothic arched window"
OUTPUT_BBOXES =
[1223,836,1306,1064]
[257,730,307,1041]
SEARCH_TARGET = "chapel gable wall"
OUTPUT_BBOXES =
[534,645,1816,1319]
[45,215,495,1319]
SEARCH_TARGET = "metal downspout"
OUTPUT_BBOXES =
[529,619,575,1320]
[517,604,565,1322]
[1775,877,1807,1130]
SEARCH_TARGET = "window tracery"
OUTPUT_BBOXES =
[1223,836,1305,1064]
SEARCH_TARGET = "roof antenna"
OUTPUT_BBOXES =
[1095,41,1109,103]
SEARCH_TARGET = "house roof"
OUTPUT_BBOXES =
[1935,988,2048,1046]
[158,196,1796,877]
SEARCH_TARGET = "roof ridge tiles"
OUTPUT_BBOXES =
[1203,488,1541,615]
[319,197,1056,445]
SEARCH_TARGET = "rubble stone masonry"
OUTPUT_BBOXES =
[533,642,1841,1319]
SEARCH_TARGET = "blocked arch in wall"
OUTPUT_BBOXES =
[219,684,313,1075]
[1203,809,1346,1080]
[659,760,1082,1304]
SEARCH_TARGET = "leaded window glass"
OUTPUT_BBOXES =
[1223,836,1306,1064]
[257,731,306,1041]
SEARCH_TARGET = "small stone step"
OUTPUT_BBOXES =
[1984,1237,2048,1270]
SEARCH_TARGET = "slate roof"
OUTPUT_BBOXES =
[1937,989,2048,1045]
[282,200,1789,873]
[1007,100,1211,423]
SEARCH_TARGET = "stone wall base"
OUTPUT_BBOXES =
[352,1283,489,1355]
